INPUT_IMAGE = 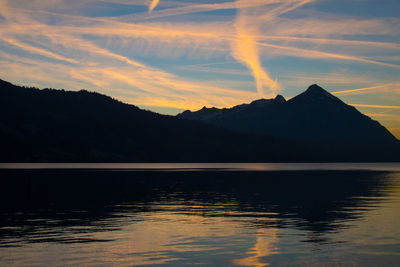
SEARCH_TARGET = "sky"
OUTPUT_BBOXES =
[0,0,399,138]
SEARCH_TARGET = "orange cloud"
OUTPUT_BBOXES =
[148,0,159,12]
[2,5,399,70]
[257,35,400,50]
[231,0,313,97]
[129,0,269,21]
[351,104,400,109]
[0,38,259,111]
[1,0,400,117]
[265,17,400,37]
[231,0,318,96]
[257,42,400,69]
[232,14,279,96]
[332,83,400,95]
[0,37,79,64]
[332,85,387,95]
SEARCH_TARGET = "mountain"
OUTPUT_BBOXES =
[1,79,399,162]
[178,84,398,146]
[0,79,293,162]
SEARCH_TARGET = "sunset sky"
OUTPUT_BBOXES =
[0,0,399,138]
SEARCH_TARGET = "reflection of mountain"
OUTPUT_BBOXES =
[0,169,395,245]
[1,79,399,162]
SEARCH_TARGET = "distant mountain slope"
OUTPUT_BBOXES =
[1,79,399,162]
[178,84,398,146]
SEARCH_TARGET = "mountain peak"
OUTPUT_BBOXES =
[305,84,334,97]
[291,84,340,104]
[307,84,325,92]
[274,94,286,103]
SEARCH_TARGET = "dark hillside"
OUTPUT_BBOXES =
[1,80,399,162]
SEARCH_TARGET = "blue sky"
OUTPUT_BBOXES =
[0,0,399,138]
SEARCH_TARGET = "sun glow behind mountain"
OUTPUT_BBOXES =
[0,0,399,138]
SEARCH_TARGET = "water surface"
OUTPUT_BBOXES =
[1,162,400,171]
[0,164,400,266]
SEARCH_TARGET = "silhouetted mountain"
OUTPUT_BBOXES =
[1,79,399,162]
[0,79,295,162]
[178,84,398,146]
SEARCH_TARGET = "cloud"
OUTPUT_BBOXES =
[265,17,400,37]
[0,47,260,111]
[232,1,278,96]
[2,4,399,69]
[258,35,400,51]
[0,36,79,64]
[365,113,400,118]
[281,70,387,86]
[176,62,249,76]
[257,41,400,69]
[331,84,397,95]
[231,0,314,96]
[123,0,268,22]
[0,0,399,115]
[149,0,159,12]
[351,104,400,109]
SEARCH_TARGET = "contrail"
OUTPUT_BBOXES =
[231,0,313,97]
[232,2,279,97]
[232,16,279,97]
[149,0,160,12]
[332,85,385,95]
[351,104,400,109]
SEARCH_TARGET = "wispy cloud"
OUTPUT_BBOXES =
[125,0,268,21]
[176,63,249,76]
[261,16,400,37]
[231,0,315,96]
[0,46,259,111]
[0,0,399,119]
[332,84,392,95]
[2,4,399,68]
[257,41,400,69]
[351,104,400,109]
[149,0,160,12]
[365,113,400,118]
[232,1,277,96]
[0,37,79,64]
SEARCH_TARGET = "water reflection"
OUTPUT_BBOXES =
[234,228,279,267]
[0,169,399,266]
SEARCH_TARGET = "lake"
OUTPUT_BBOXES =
[1,163,400,266]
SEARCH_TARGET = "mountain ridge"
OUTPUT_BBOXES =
[178,84,398,145]
[0,79,295,162]
[1,79,399,162]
